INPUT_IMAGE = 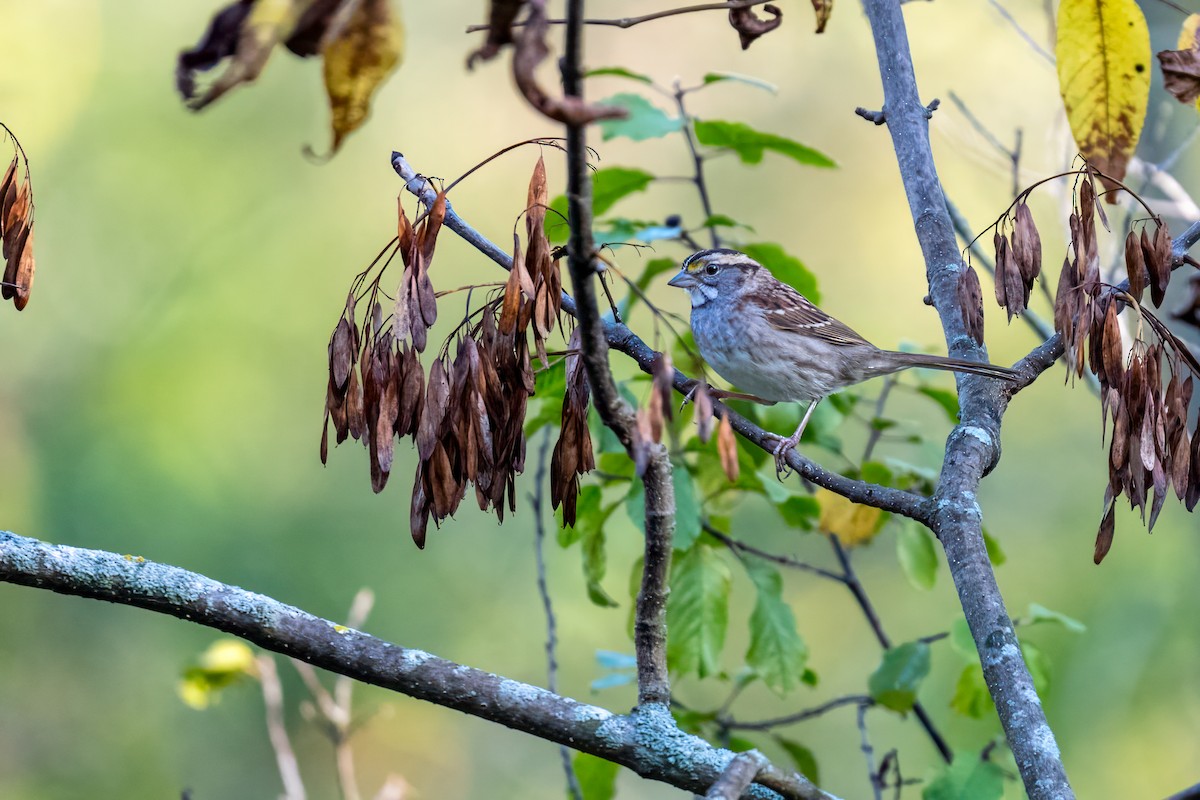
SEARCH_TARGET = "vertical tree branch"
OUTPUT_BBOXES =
[860,0,1073,797]
[559,0,675,707]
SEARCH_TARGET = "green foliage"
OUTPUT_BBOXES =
[666,542,731,679]
[525,360,568,437]
[693,119,836,167]
[739,242,821,303]
[625,466,701,550]
[743,559,809,695]
[700,213,755,231]
[917,385,960,423]
[557,486,618,606]
[922,752,1006,800]
[573,752,620,800]
[950,663,992,718]
[754,466,820,529]
[775,737,820,785]
[702,72,778,93]
[1026,602,1086,633]
[586,66,654,84]
[546,167,655,244]
[982,528,1006,566]
[897,520,939,590]
[868,641,931,713]
[598,94,683,141]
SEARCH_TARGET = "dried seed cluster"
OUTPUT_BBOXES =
[1048,172,1199,562]
[993,199,1043,320]
[322,157,593,547]
[0,146,36,311]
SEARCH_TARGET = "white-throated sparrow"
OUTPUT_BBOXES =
[668,249,1018,471]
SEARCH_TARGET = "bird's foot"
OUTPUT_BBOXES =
[772,432,802,479]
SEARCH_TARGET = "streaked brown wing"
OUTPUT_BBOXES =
[754,281,871,346]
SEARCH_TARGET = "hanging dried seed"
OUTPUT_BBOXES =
[1013,201,1042,285]
[1101,300,1123,384]
[717,413,739,481]
[958,264,985,345]
[993,231,1009,309]
[652,350,674,424]
[694,382,716,443]
[1125,230,1146,303]
[1094,498,1116,564]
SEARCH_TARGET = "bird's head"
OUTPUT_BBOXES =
[667,249,762,306]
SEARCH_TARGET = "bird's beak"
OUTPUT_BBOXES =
[667,269,697,289]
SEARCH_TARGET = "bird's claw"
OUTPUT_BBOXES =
[772,434,800,479]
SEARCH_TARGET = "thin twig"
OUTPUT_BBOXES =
[531,430,583,800]
[857,704,883,800]
[725,695,873,731]
[466,1,775,32]
[258,655,307,800]
[983,0,1055,64]
[673,80,720,248]
[704,751,769,799]
[703,522,845,583]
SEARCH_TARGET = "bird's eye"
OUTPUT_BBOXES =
[705,264,719,276]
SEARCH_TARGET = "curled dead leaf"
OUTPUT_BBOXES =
[716,414,739,482]
[729,3,783,49]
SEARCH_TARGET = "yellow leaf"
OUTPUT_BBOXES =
[1178,12,1200,49]
[1056,0,1151,191]
[816,488,884,547]
[185,0,315,111]
[177,639,258,710]
[198,639,258,675]
[322,0,404,154]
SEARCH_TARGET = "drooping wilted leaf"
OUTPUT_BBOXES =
[321,0,404,154]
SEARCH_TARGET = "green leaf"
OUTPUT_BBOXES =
[525,360,568,436]
[624,467,700,550]
[917,386,960,423]
[598,93,683,141]
[897,521,938,591]
[740,243,820,303]
[1026,603,1086,633]
[743,560,808,695]
[693,119,836,168]
[982,528,1006,566]
[701,72,779,93]
[868,641,931,713]
[922,752,1006,800]
[583,507,619,608]
[727,736,758,753]
[573,752,619,800]
[700,213,755,231]
[667,543,732,679]
[546,167,656,244]
[949,618,976,661]
[949,663,993,719]
[775,737,820,785]
[672,466,702,550]
[777,496,821,528]
[586,66,654,84]
[1022,641,1052,695]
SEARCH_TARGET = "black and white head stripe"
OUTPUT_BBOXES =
[683,249,759,272]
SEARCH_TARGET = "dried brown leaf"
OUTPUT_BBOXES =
[417,359,449,460]
[1101,300,1123,384]
[1158,47,1200,105]
[810,0,832,33]
[511,0,627,125]
[410,466,430,548]
[1013,201,1042,285]
[729,3,783,49]
[331,318,354,390]
[993,231,1009,309]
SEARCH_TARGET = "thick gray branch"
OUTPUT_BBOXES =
[0,531,836,800]
[861,0,1072,797]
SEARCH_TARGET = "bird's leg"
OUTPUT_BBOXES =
[773,399,819,478]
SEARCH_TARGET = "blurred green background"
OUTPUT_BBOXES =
[1,1,1198,798]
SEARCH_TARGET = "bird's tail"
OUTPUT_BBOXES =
[892,351,1019,382]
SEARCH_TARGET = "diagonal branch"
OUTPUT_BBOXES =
[860,0,1072,796]
[0,530,836,800]
[389,154,932,524]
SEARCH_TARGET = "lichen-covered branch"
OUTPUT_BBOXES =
[0,531,836,800]
[860,0,1072,797]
